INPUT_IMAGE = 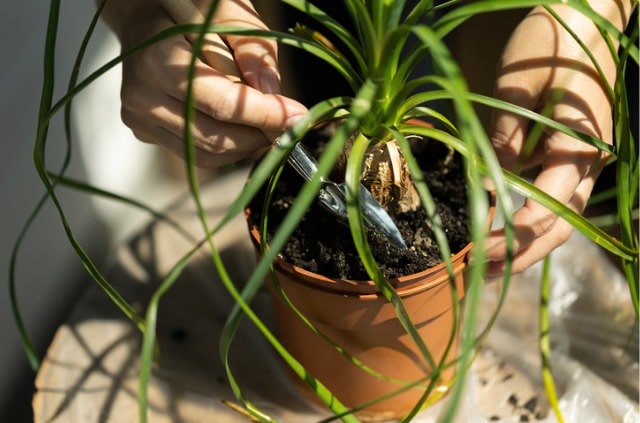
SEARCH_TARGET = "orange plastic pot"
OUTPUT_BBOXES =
[246,194,495,421]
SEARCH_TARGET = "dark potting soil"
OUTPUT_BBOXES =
[249,126,470,280]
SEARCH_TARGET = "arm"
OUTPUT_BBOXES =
[486,0,636,276]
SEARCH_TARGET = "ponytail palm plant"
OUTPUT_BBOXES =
[14,0,638,421]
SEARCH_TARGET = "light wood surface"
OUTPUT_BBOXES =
[33,167,324,422]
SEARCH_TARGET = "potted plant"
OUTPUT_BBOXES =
[12,0,637,422]
[244,114,497,419]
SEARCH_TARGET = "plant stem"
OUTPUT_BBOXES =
[540,257,565,423]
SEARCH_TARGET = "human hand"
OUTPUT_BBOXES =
[101,0,308,167]
[486,2,633,276]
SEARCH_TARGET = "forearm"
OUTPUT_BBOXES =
[588,0,635,31]
[542,0,636,44]
[519,0,636,95]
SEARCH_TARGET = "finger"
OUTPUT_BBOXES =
[485,143,606,276]
[139,39,307,132]
[485,139,593,260]
[490,99,530,171]
[207,0,281,94]
[122,85,272,148]
[187,71,307,132]
[160,0,241,77]
[486,68,610,253]
[485,216,576,277]
[124,109,268,168]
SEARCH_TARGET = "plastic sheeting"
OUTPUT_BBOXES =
[416,231,639,422]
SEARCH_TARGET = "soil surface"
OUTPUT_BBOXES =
[249,125,470,280]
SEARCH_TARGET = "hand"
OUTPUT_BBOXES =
[486,2,633,276]
[101,0,308,168]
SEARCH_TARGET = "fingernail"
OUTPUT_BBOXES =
[259,66,281,95]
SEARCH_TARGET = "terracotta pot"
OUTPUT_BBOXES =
[246,193,495,421]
